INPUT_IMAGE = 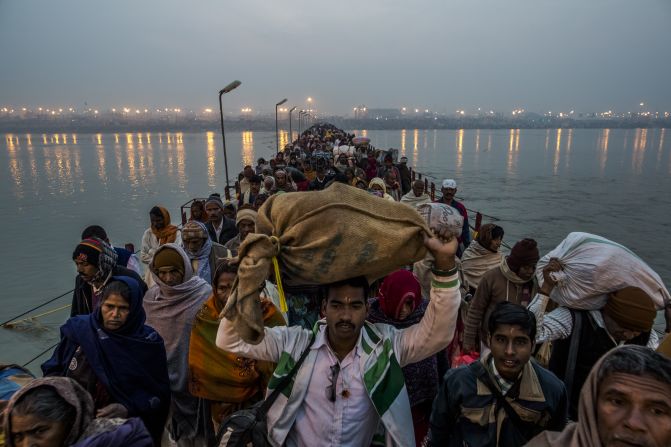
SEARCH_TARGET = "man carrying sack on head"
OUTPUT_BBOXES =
[215,183,465,447]
[529,257,660,420]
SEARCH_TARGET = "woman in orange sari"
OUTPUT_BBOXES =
[188,260,285,437]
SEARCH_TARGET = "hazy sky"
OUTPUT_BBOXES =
[1,0,670,115]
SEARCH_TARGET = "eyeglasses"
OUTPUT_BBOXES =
[326,363,341,402]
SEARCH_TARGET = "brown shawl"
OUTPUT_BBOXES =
[525,347,622,447]
[3,377,94,447]
[461,239,504,289]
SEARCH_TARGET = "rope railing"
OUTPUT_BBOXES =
[22,342,60,368]
[1,289,73,328]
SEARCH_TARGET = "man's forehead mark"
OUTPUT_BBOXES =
[331,296,365,304]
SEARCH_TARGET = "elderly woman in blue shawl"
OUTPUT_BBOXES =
[42,276,171,444]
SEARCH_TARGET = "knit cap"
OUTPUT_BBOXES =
[153,247,185,275]
[506,238,540,273]
[72,238,105,266]
[182,221,208,240]
[205,194,224,210]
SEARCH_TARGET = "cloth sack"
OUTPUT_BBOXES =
[535,232,670,310]
[416,203,464,241]
[222,183,432,344]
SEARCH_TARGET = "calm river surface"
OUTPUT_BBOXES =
[1,127,670,369]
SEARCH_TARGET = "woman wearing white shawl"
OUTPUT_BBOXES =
[368,177,396,201]
[461,224,505,292]
[143,243,212,446]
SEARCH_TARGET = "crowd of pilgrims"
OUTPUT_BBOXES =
[2,123,671,447]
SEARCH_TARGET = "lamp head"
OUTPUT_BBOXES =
[219,80,241,95]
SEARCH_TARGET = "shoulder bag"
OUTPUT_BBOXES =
[215,332,315,447]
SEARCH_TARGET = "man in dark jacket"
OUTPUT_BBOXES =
[71,237,146,316]
[398,156,412,195]
[204,193,238,245]
[430,302,567,446]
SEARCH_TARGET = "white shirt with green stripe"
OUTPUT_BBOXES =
[216,270,461,447]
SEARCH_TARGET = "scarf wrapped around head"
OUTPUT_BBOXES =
[526,346,671,447]
[604,287,656,332]
[150,206,179,245]
[476,224,499,252]
[3,377,94,447]
[181,221,213,283]
[378,269,422,320]
[72,237,118,284]
[236,208,258,227]
[144,244,212,393]
[41,276,171,440]
[368,177,387,194]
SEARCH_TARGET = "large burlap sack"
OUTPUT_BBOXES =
[223,183,432,344]
[535,232,670,310]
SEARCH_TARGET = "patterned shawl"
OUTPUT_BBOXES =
[182,221,213,283]
[188,295,285,402]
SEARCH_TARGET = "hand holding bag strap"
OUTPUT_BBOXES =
[256,331,316,418]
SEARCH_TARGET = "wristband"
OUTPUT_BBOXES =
[431,265,458,277]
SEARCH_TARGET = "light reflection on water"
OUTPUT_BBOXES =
[1,128,671,368]
[598,129,610,174]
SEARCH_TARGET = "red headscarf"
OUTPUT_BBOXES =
[378,269,422,320]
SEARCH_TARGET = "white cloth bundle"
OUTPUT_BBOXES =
[535,232,670,310]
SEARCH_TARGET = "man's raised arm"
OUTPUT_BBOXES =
[397,227,461,366]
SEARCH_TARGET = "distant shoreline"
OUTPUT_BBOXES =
[1,116,670,133]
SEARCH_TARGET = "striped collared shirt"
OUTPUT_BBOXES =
[528,294,659,348]
[489,356,516,395]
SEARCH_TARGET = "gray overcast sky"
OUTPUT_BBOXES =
[1,0,670,115]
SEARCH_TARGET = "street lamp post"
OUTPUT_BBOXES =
[275,98,287,154]
[288,106,297,144]
[299,110,306,134]
[218,80,241,200]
